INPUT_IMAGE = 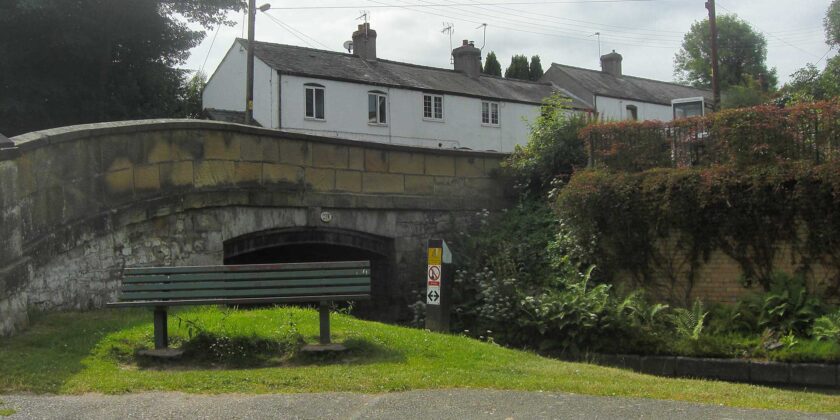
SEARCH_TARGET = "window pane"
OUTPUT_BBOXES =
[305,88,314,118]
[434,96,443,119]
[315,89,325,119]
[379,95,387,123]
[368,94,377,123]
[482,102,489,123]
[424,95,432,118]
[491,103,499,125]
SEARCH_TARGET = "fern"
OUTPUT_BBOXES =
[812,311,840,342]
[672,299,707,341]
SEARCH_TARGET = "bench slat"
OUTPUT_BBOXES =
[106,294,371,308]
[121,277,370,292]
[122,268,369,284]
[125,261,369,275]
[118,285,371,301]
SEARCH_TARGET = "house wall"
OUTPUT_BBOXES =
[596,95,674,122]
[277,74,540,152]
[202,44,276,128]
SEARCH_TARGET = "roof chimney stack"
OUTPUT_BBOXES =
[452,39,482,78]
[352,23,377,60]
[600,50,623,77]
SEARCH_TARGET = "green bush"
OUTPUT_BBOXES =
[812,310,840,342]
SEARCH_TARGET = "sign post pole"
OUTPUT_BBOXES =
[425,239,452,332]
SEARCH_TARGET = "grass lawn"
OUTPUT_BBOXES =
[1,307,839,413]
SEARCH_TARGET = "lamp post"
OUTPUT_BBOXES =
[245,2,271,125]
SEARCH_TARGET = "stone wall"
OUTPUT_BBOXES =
[0,119,510,337]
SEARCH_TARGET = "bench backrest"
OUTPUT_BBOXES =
[116,261,371,306]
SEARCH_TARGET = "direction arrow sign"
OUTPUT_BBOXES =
[426,285,441,305]
[427,289,440,302]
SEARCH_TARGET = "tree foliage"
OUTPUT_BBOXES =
[827,0,840,47]
[483,51,502,76]
[504,54,531,80]
[674,14,777,90]
[0,0,240,136]
[529,55,544,81]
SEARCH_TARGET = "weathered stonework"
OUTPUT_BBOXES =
[0,119,510,337]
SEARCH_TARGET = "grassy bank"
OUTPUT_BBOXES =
[0,306,839,412]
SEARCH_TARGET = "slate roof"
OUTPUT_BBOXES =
[239,39,590,109]
[545,63,713,106]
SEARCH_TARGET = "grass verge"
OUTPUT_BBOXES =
[0,306,839,413]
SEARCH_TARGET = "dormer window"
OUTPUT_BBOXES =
[304,83,325,120]
[368,91,387,125]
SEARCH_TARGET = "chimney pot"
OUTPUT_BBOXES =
[600,49,623,77]
[352,23,377,60]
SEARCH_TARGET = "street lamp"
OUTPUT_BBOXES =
[245,2,271,125]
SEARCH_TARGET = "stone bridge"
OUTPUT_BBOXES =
[0,120,509,336]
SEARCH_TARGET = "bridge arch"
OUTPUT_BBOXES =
[0,119,509,336]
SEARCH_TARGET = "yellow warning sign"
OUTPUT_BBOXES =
[428,247,442,265]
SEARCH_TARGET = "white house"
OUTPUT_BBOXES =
[202,23,590,153]
[540,51,713,122]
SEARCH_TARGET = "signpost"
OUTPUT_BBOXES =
[425,239,452,332]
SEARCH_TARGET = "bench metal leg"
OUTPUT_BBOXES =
[319,301,330,345]
[153,307,169,349]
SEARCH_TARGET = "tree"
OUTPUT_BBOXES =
[0,0,240,137]
[827,0,840,46]
[483,51,502,76]
[505,55,531,80]
[674,14,777,90]
[529,55,544,81]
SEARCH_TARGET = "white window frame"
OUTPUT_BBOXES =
[481,101,500,126]
[368,91,388,125]
[304,83,325,121]
[423,94,444,122]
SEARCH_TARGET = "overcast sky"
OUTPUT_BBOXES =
[183,0,836,85]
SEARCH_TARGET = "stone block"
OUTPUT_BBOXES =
[312,144,348,169]
[133,164,160,191]
[160,161,194,188]
[335,170,362,192]
[234,162,262,184]
[348,147,365,170]
[169,130,204,161]
[101,134,143,171]
[455,156,484,177]
[363,172,404,194]
[194,160,235,188]
[203,132,240,160]
[675,357,750,382]
[388,151,424,174]
[263,163,303,185]
[144,136,174,164]
[239,136,263,162]
[484,158,502,175]
[749,361,789,385]
[434,176,466,196]
[260,137,280,162]
[790,363,836,388]
[640,356,676,376]
[279,140,310,165]
[105,168,133,194]
[405,175,435,194]
[425,155,455,176]
[365,149,388,172]
[305,167,335,191]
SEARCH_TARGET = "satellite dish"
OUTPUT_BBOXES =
[343,40,353,53]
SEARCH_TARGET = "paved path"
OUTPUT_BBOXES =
[1,389,837,419]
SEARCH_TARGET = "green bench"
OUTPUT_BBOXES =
[107,261,371,350]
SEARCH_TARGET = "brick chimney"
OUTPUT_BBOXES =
[352,23,377,60]
[452,40,482,78]
[600,50,623,77]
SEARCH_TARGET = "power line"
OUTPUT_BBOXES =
[262,13,334,50]
[268,0,665,10]
[717,1,821,58]
[200,24,222,74]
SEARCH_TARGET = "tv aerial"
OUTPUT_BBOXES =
[441,22,454,64]
[343,40,354,53]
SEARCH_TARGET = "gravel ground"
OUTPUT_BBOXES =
[1,389,837,420]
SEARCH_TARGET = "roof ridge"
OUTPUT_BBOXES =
[550,62,711,92]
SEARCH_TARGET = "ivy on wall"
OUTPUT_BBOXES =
[556,163,840,304]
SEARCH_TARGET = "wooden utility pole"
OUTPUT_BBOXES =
[706,0,721,111]
[245,0,256,125]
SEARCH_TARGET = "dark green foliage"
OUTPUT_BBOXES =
[827,0,840,47]
[529,55,544,81]
[504,54,531,80]
[782,57,840,103]
[722,76,771,109]
[675,14,777,90]
[744,272,824,336]
[0,0,240,136]
[506,93,588,194]
[812,310,840,341]
[483,51,502,76]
